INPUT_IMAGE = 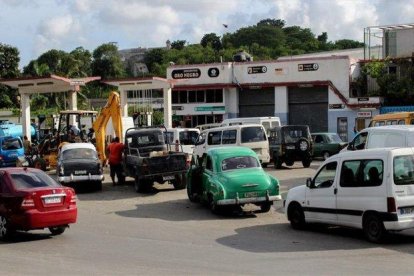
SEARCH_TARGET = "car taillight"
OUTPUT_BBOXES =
[21,196,35,209]
[387,197,396,212]
[70,195,77,205]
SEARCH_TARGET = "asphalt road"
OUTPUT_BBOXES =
[3,160,414,275]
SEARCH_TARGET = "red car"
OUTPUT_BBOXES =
[0,167,77,240]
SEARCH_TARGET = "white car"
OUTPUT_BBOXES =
[285,147,414,242]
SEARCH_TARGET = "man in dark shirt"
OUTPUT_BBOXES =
[106,137,125,185]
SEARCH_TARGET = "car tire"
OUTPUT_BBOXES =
[288,203,306,230]
[363,213,386,243]
[297,138,309,152]
[0,215,14,241]
[302,159,311,168]
[49,226,66,236]
[322,151,331,160]
[172,173,187,190]
[187,182,199,202]
[274,157,282,169]
[94,181,102,191]
[208,194,220,214]
[134,177,147,193]
[259,202,272,213]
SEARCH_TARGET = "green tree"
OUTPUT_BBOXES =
[0,43,20,108]
[257,18,285,28]
[91,43,125,79]
[171,40,186,50]
[144,48,167,73]
[200,33,222,52]
[334,39,364,49]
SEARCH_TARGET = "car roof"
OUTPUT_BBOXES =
[311,132,338,135]
[364,125,414,132]
[207,146,256,157]
[335,147,414,159]
[200,124,264,133]
[61,142,96,152]
[166,128,200,132]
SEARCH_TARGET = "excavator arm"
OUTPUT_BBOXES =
[93,91,123,163]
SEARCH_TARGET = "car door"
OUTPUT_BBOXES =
[201,154,214,200]
[312,134,324,157]
[304,161,338,223]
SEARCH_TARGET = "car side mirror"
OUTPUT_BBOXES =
[347,142,354,151]
[306,177,313,188]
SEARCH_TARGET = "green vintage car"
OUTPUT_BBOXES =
[311,132,347,160]
[186,146,281,213]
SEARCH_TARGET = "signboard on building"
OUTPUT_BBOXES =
[248,66,267,74]
[357,111,372,118]
[194,106,225,112]
[358,97,369,102]
[171,68,201,79]
[298,63,319,71]
[208,68,219,78]
[329,104,344,109]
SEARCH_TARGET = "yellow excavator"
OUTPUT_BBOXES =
[92,91,123,163]
[32,91,123,170]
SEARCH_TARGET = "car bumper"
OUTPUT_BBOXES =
[217,195,282,205]
[58,174,104,183]
[384,217,414,231]
[11,207,77,230]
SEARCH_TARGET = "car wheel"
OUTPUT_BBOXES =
[49,226,66,236]
[274,157,282,169]
[208,194,220,214]
[172,173,187,190]
[288,203,306,230]
[323,151,331,160]
[94,181,102,191]
[0,215,14,241]
[302,159,311,168]
[34,158,46,171]
[259,202,272,213]
[363,213,386,243]
[187,182,199,203]
[134,177,147,193]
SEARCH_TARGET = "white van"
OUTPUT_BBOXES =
[285,147,414,242]
[195,123,221,131]
[344,125,414,151]
[220,117,281,134]
[194,124,270,165]
[164,128,200,155]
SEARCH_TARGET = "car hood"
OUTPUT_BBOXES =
[217,168,275,192]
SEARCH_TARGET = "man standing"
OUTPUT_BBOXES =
[23,136,31,155]
[106,137,125,185]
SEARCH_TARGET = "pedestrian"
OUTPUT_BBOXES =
[106,137,125,185]
[353,126,358,138]
[23,135,32,155]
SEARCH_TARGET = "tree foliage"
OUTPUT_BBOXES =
[0,43,20,108]
[91,43,125,79]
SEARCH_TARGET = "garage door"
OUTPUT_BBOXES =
[288,87,328,132]
[239,88,274,117]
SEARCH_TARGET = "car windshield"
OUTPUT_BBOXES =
[282,127,309,143]
[10,170,61,189]
[2,138,22,150]
[62,148,97,160]
[133,132,165,147]
[328,133,344,143]
[221,156,260,171]
[241,126,266,143]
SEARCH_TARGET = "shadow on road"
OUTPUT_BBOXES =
[216,223,414,253]
[0,231,52,244]
[114,198,272,221]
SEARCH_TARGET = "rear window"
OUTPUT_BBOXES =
[179,131,199,145]
[394,155,414,185]
[221,156,260,171]
[241,127,266,143]
[2,138,22,150]
[62,148,97,160]
[10,170,60,189]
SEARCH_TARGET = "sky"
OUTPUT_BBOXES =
[1,0,414,69]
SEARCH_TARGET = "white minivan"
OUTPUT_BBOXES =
[285,147,414,242]
[220,117,281,134]
[344,125,414,151]
[194,124,270,165]
[164,128,200,155]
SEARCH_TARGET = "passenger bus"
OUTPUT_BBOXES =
[369,112,414,127]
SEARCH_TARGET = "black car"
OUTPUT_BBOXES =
[57,143,103,191]
[268,125,313,169]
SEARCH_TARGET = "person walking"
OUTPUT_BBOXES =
[23,136,32,155]
[106,137,125,185]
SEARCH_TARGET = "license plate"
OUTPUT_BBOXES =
[400,207,414,215]
[44,196,62,204]
[75,170,87,175]
[163,175,175,181]
[286,145,295,150]
[244,192,258,198]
